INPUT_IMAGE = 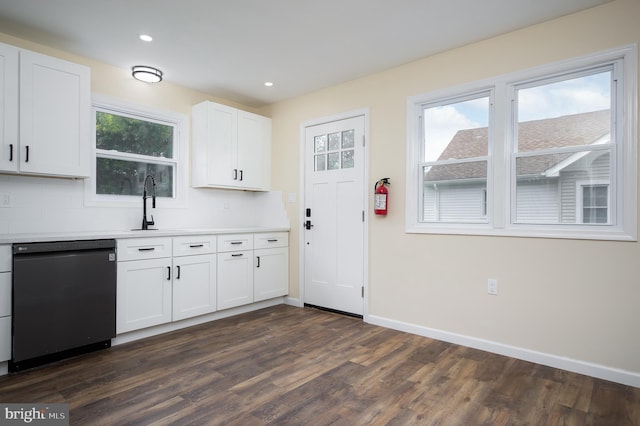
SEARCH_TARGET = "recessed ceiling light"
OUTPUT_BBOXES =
[264,81,274,87]
[139,34,153,42]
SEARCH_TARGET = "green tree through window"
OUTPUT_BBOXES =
[95,111,175,197]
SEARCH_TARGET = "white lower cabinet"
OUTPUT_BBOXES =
[217,250,253,310]
[217,232,288,309]
[254,246,289,302]
[0,245,11,362]
[117,236,218,334]
[116,232,287,334]
[117,257,172,334]
[172,253,217,321]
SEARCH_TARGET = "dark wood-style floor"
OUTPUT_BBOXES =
[0,305,638,425]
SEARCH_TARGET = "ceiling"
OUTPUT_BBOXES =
[0,0,612,108]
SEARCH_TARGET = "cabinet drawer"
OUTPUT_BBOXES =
[218,234,253,252]
[254,232,288,249]
[0,272,10,317]
[117,238,172,261]
[0,245,10,272]
[173,235,217,257]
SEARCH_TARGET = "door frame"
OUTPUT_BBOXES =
[298,108,370,320]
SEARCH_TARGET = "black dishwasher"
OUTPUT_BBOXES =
[11,239,117,371]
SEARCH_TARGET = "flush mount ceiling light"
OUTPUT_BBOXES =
[132,65,163,83]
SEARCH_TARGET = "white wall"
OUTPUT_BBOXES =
[0,33,288,236]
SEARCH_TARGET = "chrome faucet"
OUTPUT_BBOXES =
[141,174,156,230]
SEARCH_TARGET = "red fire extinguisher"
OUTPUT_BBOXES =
[374,178,390,215]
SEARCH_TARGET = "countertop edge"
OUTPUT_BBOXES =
[0,227,291,245]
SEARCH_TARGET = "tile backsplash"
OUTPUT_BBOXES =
[0,174,289,235]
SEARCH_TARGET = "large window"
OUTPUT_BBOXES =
[406,46,637,240]
[86,97,188,207]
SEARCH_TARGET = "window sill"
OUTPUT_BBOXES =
[405,223,637,242]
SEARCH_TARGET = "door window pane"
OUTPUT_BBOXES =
[342,150,354,169]
[328,152,340,170]
[313,129,357,171]
[342,130,355,148]
[315,154,326,171]
[314,135,327,153]
[328,132,341,151]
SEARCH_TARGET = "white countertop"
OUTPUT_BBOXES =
[0,227,290,245]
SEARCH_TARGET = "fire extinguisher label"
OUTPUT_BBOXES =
[375,194,387,209]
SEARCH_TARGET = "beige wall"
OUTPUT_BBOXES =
[264,0,640,374]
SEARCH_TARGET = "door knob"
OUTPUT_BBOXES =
[305,220,313,230]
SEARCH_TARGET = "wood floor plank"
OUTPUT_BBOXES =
[0,305,638,425]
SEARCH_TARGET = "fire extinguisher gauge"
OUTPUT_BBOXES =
[375,177,390,190]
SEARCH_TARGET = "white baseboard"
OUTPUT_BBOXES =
[113,298,284,346]
[284,296,302,307]
[366,314,640,389]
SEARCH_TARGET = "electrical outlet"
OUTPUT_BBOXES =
[0,193,11,208]
[487,278,498,295]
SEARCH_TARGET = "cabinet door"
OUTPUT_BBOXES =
[237,111,270,190]
[217,250,253,310]
[254,247,288,302]
[0,272,10,317]
[0,316,9,362]
[205,102,237,187]
[173,254,217,321]
[117,258,172,334]
[0,43,18,173]
[19,50,90,177]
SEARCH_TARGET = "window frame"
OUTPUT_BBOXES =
[84,95,189,208]
[419,90,493,225]
[406,45,637,241]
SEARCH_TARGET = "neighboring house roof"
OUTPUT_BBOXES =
[425,109,610,182]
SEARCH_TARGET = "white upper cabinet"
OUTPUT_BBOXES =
[0,43,19,172]
[192,100,271,191]
[0,42,90,178]
[237,110,271,190]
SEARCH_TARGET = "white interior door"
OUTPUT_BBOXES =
[304,115,365,316]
